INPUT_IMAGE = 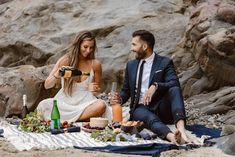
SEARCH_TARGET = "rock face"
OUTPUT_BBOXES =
[173,0,235,129]
[0,0,235,153]
[187,87,235,124]
[0,41,52,67]
[0,0,188,116]
[218,132,235,155]
[0,0,234,134]
[0,65,58,117]
[173,0,235,97]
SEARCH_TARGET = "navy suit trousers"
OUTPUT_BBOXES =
[132,86,186,139]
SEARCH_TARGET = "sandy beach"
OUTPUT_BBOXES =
[0,136,234,157]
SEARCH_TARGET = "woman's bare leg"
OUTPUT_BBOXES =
[78,99,106,121]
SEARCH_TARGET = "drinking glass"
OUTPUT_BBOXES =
[110,82,117,102]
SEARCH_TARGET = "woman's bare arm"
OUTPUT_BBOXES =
[92,59,102,93]
[44,56,69,89]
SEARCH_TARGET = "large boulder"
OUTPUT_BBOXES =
[0,41,52,67]
[187,86,235,125]
[217,132,235,155]
[0,65,57,117]
[173,0,235,97]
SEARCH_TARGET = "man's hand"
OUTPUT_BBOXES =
[143,84,157,105]
[108,92,120,104]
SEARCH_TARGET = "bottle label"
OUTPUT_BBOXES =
[64,70,72,78]
[51,119,60,129]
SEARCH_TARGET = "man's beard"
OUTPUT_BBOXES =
[135,49,146,60]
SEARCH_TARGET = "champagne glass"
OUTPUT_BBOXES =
[110,82,117,103]
[110,82,123,122]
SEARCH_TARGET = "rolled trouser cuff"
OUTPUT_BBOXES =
[149,119,172,139]
[174,111,186,125]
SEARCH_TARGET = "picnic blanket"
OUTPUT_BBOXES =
[0,120,175,151]
[0,106,221,155]
[0,120,218,151]
[75,125,220,156]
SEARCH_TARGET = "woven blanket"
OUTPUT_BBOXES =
[0,120,206,151]
[0,107,213,151]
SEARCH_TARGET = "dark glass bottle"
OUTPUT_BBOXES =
[21,94,29,119]
[59,68,90,78]
[51,100,60,129]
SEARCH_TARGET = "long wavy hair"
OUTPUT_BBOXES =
[64,31,97,95]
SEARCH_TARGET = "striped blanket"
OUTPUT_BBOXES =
[0,120,170,151]
[0,107,204,151]
[0,121,205,151]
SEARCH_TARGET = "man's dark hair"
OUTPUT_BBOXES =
[132,30,155,50]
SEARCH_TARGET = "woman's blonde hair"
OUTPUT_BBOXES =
[64,31,97,95]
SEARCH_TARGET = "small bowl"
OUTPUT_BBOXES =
[121,123,144,134]
[90,117,108,128]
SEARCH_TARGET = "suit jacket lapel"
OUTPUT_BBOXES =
[131,60,140,93]
[149,53,162,86]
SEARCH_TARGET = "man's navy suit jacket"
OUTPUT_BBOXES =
[120,53,181,114]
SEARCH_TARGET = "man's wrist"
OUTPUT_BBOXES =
[152,82,158,90]
[119,97,123,105]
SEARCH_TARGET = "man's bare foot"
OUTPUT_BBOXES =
[174,130,186,144]
[166,130,191,144]
[178,129,192,144]
[176,120,193,144]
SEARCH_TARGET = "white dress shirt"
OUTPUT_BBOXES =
[136,52,155,104]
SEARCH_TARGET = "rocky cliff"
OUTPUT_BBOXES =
[0,0,188,115]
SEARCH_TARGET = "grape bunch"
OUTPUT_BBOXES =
[91,128,118,142]
[17,111,51,133]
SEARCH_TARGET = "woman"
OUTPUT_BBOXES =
[37,31,111,123]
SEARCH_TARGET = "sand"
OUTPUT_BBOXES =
[0,137,234,157]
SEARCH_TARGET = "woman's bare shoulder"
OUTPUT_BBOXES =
[56,55,70,66]
[92,59,102,69]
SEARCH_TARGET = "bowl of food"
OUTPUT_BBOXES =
[81,122,105,133]
[90,117,109,128]
[120,121,144,134]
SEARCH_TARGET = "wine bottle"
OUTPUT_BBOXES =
[21,94,29,119]
[51,100,60,129]
[59,68,90,78]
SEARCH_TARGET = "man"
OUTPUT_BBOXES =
[113,30,190,143]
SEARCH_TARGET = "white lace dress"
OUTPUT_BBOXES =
[37,69,111,123]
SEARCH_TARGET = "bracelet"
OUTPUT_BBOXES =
[53,74,60,79]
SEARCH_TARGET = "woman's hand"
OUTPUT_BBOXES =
[143,85,157,105]
[59,66,74,78]
[88,82,101,96]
